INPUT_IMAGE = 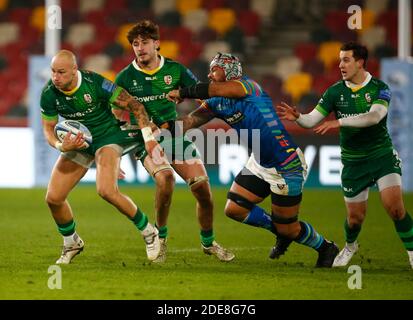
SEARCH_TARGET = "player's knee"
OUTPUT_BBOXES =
[155,169,175,191]
[45,191,65,206]
[188,176,209,190]
[387,205,405,220]
[190,178,213,206]
[224,200,240,219]
[226,192,253,221]
[347,211,366,227]
[96,185,117,202]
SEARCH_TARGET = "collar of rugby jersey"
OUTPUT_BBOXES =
[132,55,165,75]
[58,70,82,95]
[345,72,372,92]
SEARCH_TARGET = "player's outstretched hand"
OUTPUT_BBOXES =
[276,102,300,121]
[62,131,88,151]
[167,90,183,104]
[314,120,340,135]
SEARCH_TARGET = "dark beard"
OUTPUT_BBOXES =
[136,55,150,66]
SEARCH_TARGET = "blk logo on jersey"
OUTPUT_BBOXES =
[84,94,92,103]
[365,93,371,103]
[164,75,172,85]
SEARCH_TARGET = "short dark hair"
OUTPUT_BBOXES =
[127,20,160,49]
[340,42,368,68]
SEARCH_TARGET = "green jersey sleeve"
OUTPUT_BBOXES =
[315,87,334,116]
[373,81,391,108]
[40,83,59,121]
[89,71,122,103]
[112,71,127,109]
[179,64,198,87]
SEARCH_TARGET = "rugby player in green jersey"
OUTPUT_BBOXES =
[277,42,413,269]
[114,20,234,263]
[41,50,164,264]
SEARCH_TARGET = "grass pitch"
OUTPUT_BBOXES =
[0,186,412,300]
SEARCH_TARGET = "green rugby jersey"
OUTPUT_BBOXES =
[316,74,393,163]
[115,56,198,126]
[40,70,122,140]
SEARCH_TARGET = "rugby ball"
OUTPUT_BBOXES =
[54,120,93,148]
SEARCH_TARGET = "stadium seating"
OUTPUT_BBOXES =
[83,54,112,74]
[365,0,389,14]
[79,0,105,14]
[202,0,226,11]
[8,7,32,25]
[201,41,231,63]
[238,9,261,37]
[224,27,246,54]
[312,72,339,96]
[111,55,134,73]
[0,0,8,11]
[298,92,320,113]
[317,41,342,70]
[357,9,376,34]
[0,0,403,124]
[159,10,181,27]
[116,23,135,50]
[176,0,202,16]
[126,0,151,11]
[100,70,116,82]
[251,0,276,23]
[66,23,96,48]
[208,8,236,36]
[0,22,19,46]
[0,54,6,71]
[159,40,180,60]
[283,72,313,104]
[359,26,386,52]
[152,0,176,16]
[324,11,349,36]
[29,6,45,32]
[274,56,302,81]
[182,8,209,34]
[294,42,318,64]
[302,58,325,77]
[376,10,398,48]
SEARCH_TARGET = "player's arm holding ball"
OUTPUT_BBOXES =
[42,118,86,152]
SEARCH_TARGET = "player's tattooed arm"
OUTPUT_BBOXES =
[113,88,151,129]
[179,103,215,132]
[113,88,164,162]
